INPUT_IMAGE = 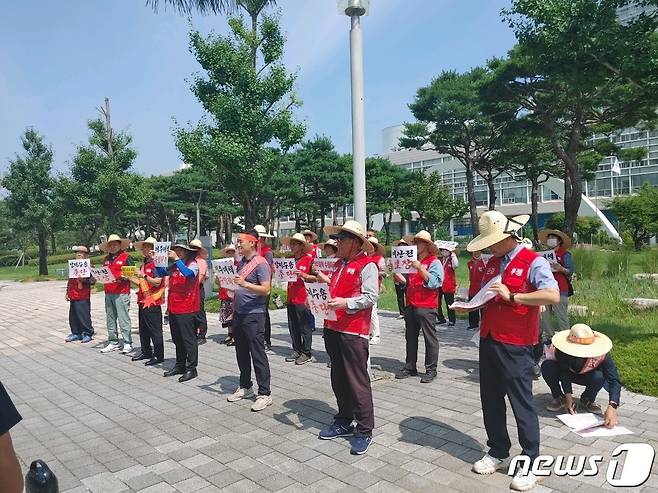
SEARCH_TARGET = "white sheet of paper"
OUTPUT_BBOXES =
[68,259,90,278]
[435,240,458,251]
[449,275,501,310]
[391,245,417,274]
[212,258,237,291]
[305,282,336,321]
[556,413,633,438]
[90,266,115,284]
[273,258,297,283]
[154,241,171,268]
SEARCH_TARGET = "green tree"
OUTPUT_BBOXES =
[485,0,658,237]
[545,212,603,244]
[2,129,55,275]
[176,13,305,228]
[609,183,658,250]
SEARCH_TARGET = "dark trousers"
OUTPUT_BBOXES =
[541,359,606,402]
[395,283,406,315]
[169,313,198,371]
[467,295,481,328]
[479,337,540,461]
[69,300,94,337]
[264,295,272,346]
[287,303,312,356]
[233,313,271,395]
[195,284,208,338]
[404,306,439,372]
[438,291,456,324]
[138,305,164,360]
[324,328,374,437]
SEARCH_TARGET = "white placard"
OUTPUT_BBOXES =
[449,275,501,311]
[313,258,339,276]
[435,240,458,251]
[391,245,417,274]
[273,258,297,283]
[305,282,336,321]
[212,258,237,291]
[154,241,171,268]
[90,266,115,284]
[68,259,90,278]
[539,249,559,272]
[556,413,633,438]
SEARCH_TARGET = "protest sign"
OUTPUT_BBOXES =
[391,245,417,274]
[450,275,501,311]
[313,258,339,276]
[273,258,297,283]
[90,266,115,284]
[305,282,336,321]
[68,259,90,278]
[435,240,458,251]
[121,265,137,278]
[154,241,171,268]
[538,249,560,271]
[212,258,237,291]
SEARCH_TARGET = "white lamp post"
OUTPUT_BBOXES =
[337,0,370,227]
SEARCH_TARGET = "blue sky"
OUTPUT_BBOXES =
[0,0,517,176]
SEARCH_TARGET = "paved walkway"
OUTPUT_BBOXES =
[0,280,657,492]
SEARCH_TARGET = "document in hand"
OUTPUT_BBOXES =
[556,413,633,438]
[449,275,501,311]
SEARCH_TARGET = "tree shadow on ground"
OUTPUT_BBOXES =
[399,416,483,461]
[273,398,337,432]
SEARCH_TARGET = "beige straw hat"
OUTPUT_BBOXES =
[134,236,158,250]
[72,245,89,253]
[224,243,236,253]
[319,239,338,250]
[467,211,529,252]
[367,236,386,256]
[538,229,572,250]
[552,324,612,358]
[189,238,208,257]
[302,229,319,242]
[324,220,374,254]
[254,225,274,238]
[99,234,130,252]
[281,233,312,253]
[403,230,439,255]
[392,238,408,247]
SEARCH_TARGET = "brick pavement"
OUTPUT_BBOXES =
[0,280,657,492]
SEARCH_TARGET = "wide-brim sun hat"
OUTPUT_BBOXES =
[367,237,386,256]
[538,229,572,250]
[224,243,236,253]
[72,245,89,253]
[324,220,374,254]
[189,238,208,257]
[467,212,530,252]
[302,229,318,242]
[552,323,612,358]
[403,230,439,255]
[281,233,312,252]
[392,238,408,247]
[134,236,158,250]
[172,243,196,253]
[99,234,130,252]
[319,239,338,250]
[254,224,274,238]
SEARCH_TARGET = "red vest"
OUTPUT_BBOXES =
[67,276,91,301]
[406,255,440,309]
[553,247,570,293]
[259,243,275,273]
[480,247,540,346]
[370,254,384,287]
[137,260,165,306]
[288,253,313,305]
[168,259,200,314]
[103,251,131,295]
[311,244,321,258]
[467,257,486,297]
[325,252,374,336]
[441,255,457,294]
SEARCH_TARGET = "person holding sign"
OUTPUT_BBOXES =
[367,237,387,346]
[538,229,574,342]
[394,231,444,383]
[321,239,338,258]
[255,225,275,351]
[129,237,165,366]
[465,212,559,492]
[189,239,209,345]
[391,238,410,319]
[216,244,237,346]
[313,220,377,456]
[466,250,487,330]
[281,233,317,365]
[98,234,134,354]
[65,246,95,343]
[226,229,273,412]
[437,243,459,327]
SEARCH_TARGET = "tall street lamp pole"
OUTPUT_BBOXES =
[338,0,370,227]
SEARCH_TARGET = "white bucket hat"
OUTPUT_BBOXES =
[254,225,274,238]
[324,220,373,254]
[467,211,529,252]
[552,324,612,358]
[189,238,208,257]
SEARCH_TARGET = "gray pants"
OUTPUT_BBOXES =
[539,294,569,341]
[105,293,132,344]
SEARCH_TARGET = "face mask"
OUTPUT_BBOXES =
[547,238,558,248]
[441,250,451,257]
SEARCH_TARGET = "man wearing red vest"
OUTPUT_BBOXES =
[314,220,378,456]
[99,234,134,354]
[394,231,444,383]
[538,229,573,341]
[366,236,386,346]
[255,224,275,351]
[65,245,95,343]
[437,245,459,326]
[464,212,559,491]
[303,229,321,258]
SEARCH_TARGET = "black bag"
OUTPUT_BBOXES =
[25,460,58,493]
[567,277,574,297]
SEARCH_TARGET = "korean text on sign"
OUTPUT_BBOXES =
[212,258,237,291]
[390,245,418,274]
[273,258,297,283]
[539,249,559,271]
[305,282,336,321]
[154,241,171,268]
[90,266,115,284]
[68,259,91,278]
[313,258,339,276]
[121,266,137,278]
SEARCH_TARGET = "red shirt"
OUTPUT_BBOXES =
[287,253,313,305]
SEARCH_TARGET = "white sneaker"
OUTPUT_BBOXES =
[227,387,255,402]
[251,395,273,412]
[100,342,119,353]
[472,454,509,475]
[510,470,539,491]
[121,344,133,354]
[370,336,381,345]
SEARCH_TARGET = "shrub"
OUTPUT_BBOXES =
[604,251,630,277]
[639,249,658,273]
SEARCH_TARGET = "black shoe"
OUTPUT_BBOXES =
[395,368,418,379]
[145,358,163,366]
[131,353,150,361]
[197,338,206,345]
[447,322,455,327]
[437,320,447,326]
[163,367,185,377]
[178,369,198,382]
[420,371,437,383]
